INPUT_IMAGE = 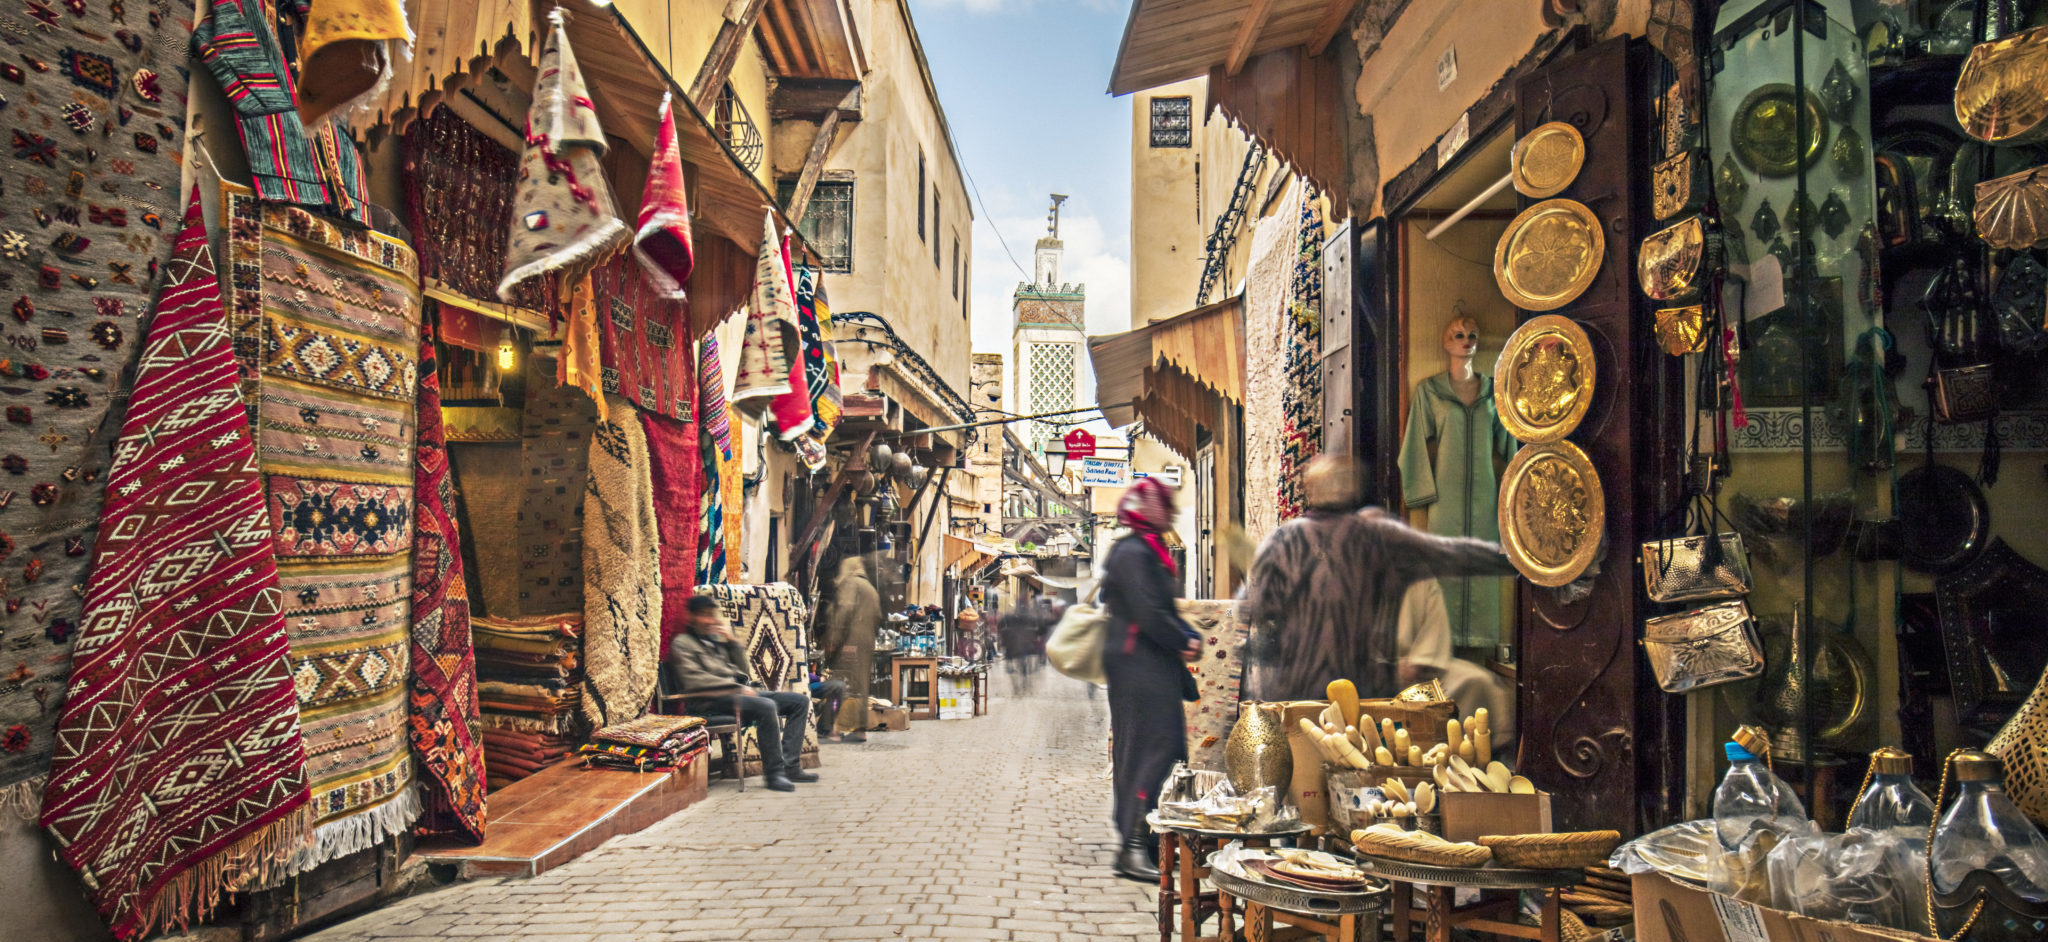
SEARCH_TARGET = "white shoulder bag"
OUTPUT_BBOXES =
[1045,580,1109,686]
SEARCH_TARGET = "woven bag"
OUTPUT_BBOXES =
[1986,666,2048,826]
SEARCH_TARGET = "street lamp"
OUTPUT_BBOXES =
[1042,437,1068,476]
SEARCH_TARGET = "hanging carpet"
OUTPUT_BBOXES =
[642,410,701,652]
[226,186,423,874]
[1278,198,1325,522]
[696,337,731,585]
[731,214,799,416]
[594,252,693,421]
[408,311,486,842]
[1179,600,1247,772]
[692,583,816,767]
[39,193,308,941]
[581,396,662,730]
[515,362,596,617]
[497,9,627,302]
[0,0,194,808]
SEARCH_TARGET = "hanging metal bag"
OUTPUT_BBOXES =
[1642,600,1765,694]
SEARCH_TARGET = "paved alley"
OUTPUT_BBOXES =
[299,673,1158,942]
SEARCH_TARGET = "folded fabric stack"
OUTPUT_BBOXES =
[472,614,584,789]
[580,714,709,772]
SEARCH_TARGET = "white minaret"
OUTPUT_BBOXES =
[1012,194,1088,452]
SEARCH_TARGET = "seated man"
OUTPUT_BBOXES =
[669,596,819,792]
[1397,579,1515,753]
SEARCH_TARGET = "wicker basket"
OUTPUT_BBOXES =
[1351,828,1492,868]
[1476,830,1622,870]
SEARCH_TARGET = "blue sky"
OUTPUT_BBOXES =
[906,0,1138,356]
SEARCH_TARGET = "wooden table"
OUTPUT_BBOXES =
[891,657,939,720]
[1207,859,1385,942]
[1148,815,1312,942]
[1354,852,1584,942]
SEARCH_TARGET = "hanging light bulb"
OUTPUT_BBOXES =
[497,342,517,372]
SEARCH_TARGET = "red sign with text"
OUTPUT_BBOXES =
[1063,428,1096,459]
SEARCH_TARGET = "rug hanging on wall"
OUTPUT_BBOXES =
[1241,181,1304,539]
[408,311,487,842]
[0,0,194,812]
[696,337,730,584]
[1278,196,1326,522]
[227,186,423,874]
[693,583,816,765]
[642,410,700,651]
[581,395,662,730]
[517,354,597,616]
[39,193,309,941]
[1179,600,1248,772]
[594,252,694,420]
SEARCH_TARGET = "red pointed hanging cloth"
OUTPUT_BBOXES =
[634,92,695,299]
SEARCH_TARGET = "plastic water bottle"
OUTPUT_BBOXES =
[1847,746,1937,854]
[1930,750,2048,901]
[1712,731,1808,851]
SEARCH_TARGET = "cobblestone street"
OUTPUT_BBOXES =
[300,672,1158,941]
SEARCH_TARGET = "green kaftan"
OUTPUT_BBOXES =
[1398,372,1517,649]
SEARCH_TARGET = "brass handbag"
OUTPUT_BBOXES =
[1641,531,1753,603]
[1935,364,1997,424]
[1642,600,1765,694]
[1986,666,2048,827]
[1652,150,1704,221]
[1639,215,1713,302]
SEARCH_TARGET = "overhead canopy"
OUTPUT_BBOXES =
[759,0,867,80]
[1090,295,1244,456]
[943,535,1001,573]
[1108,0,1354,95]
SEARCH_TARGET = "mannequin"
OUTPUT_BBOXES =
[1397,315,1516,655]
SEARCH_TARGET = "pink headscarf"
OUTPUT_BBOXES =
[1117,478,1178,576]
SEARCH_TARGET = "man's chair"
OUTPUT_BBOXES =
[654,669,746,792]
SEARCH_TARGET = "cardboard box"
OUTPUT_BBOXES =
[874,707,910,732]
[1438,790,1552,844]
[1356,698,1458,749]
[1630,869,1939,942]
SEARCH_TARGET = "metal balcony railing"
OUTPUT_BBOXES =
[714,85,764,174]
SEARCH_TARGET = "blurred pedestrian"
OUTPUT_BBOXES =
[1240,454,1517,701]
[1099,477,1200,882]
[825,556,881,743]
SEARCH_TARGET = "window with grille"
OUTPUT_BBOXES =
[917,151,927,242]
[1028,341,1076,446]
[933,193,941,267]
[952,237,961,302]
[1150,96,1193,148]
[775,178,855,273]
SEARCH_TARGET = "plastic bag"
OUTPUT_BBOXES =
[1611,819,1720,886]
[1766,828,1929,934]
[1156,778,1296,833]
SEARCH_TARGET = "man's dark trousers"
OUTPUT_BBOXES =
[690,691,809,774]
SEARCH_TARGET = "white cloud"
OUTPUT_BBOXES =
[968,196,1131,426]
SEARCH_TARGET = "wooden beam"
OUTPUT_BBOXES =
[1307,0,1357,56]
[769,78,863,119]
[790,430,878,561]
[786,93,852,226]
[689,0,770,111]
[909,466,955,567]
[1225,0,1279,76]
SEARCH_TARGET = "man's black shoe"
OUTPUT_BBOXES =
[1113,845,1159,882]
[764,773,796,792]
[786,769,820,783]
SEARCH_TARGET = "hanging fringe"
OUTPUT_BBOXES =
[282,787,421,877]
[0,774,45,821]
[124,803,317,941]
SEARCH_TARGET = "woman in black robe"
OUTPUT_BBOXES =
[1099,477,1200,881]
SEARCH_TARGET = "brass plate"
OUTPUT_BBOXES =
[1499,441,1605,588]
[1493,199,1605,311]
[1653,305,1710,356]
[1512,121,1586,198]
[1495,314,1596,444]
[1638,216,1705,302]
[1956,26,2048,144]
[1731,84,1828,176]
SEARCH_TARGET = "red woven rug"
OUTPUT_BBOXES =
[40,192,312,940]
[408,309,487,841]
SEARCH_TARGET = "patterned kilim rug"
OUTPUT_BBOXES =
[642,410,700,652]
[517,365,595,616]
[39,194,309,940]
[581,396,662,730]
[1180,600,1247,772]
[227,186,423,874]
[1278,197,1325,522]
[693,583,816,765]
[695,338,730,584]
[593,253,693,421]
[408,313,486,841]
[0,0,194,811]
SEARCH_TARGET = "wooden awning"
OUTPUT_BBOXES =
[1108,0,1353,95]
[1089,295,1243,458]
[760,0,866,80]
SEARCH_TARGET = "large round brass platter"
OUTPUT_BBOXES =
[1731,84,1828,176]
[1499,441,1605,588]
[1512,121,1586,198]
[1494,199,1605,312]
[1955,26,2048,144]
[1495,315,1596,443]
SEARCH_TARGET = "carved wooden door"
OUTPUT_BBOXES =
[1511,35,1685,834]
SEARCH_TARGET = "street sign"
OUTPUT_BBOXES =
[1063,428,1097,459]
[1078,457,1129,487]
[1134,465,1183,487]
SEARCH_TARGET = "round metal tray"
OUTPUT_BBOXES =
[1209,864,1389,916]
[1353,852,1586,890]
[1146,812,1312,841]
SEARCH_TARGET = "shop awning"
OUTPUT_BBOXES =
[759,0,866,81]
[1090,295,1244,456]
[1109,0,1350,197]
[943,534,1001,572]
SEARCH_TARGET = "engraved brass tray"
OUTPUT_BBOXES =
[1731,84,1827,176]
[1511,121,1585,199]
[1956,26,2048,144]
[1494,315,1595,444]
[1493,199,1604,311]
[1499,440,1605,587]
[1639,215,1706,302]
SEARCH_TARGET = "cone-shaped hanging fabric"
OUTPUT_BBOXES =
[635,93,696,298]
[732,214,799,417]
[499,9,628,302]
